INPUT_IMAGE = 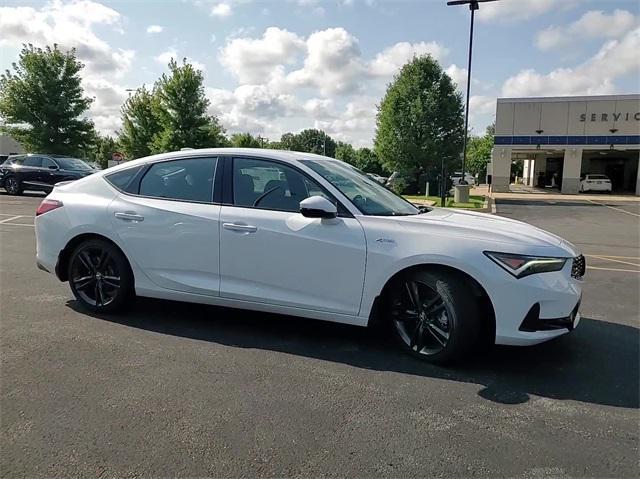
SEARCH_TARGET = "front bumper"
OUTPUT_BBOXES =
[487,258,583,346]
[519,299,581,332]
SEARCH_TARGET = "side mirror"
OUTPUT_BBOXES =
[300,195,337,219]
[48,165,58,170]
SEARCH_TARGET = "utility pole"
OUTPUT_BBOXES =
[446,0,497,203]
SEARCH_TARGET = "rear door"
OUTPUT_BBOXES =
[108,156,222,296]
[20,156,43,189]
[219,156,366,315]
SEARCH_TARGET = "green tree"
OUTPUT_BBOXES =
[292,129,336,157]
[152,59,226,152]
[0,44,94,155]
[355,147,386,175]
[466,123,494,178]
[374,55,464,192]
[119,86,162,159]
[88,135,118,169]
[335,141,357,165]
[230,132,263,148]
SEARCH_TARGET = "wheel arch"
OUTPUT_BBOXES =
[56,233,133,284]
[368,263,496,345]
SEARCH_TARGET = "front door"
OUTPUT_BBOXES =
[109,156,221,296]
[219,157,366,316]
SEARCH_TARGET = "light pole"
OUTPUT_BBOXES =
[447,0,497,202]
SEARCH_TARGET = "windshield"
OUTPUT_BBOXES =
[55,157,93,171]
[302,159,419,216]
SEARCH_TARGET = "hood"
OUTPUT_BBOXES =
[390,208,569,250]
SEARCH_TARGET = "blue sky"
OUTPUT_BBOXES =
[1,0,639,146]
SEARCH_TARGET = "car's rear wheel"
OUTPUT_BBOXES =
[388,269,481,364]
[68,239,133,313]
[4,176,22,195]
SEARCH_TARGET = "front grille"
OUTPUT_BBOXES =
[571,254,586,279]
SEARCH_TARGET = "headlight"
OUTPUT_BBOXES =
[484,251,567,278]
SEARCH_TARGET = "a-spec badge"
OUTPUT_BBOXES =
[376,238,396,245]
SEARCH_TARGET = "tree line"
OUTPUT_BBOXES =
[0,44,492,193]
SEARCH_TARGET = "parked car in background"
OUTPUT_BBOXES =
[579,174,612,193]
[0,154,95,195]
[450,172,476,186]
[35,148,584,364]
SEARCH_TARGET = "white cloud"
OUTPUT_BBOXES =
[218,27,305,84]
[502,27,640,97]
[536,9,638,50]
[287,28,366,95]
[369,41,449,76]
[314,97,378,147]
[0,0,133,79]
[478,0,576,23]
[211,3,232,18]
[156,48,206,71]
[146,24,163,34]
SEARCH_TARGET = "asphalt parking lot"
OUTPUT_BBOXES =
[1,192,638,477]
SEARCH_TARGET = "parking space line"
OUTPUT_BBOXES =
[0,212,35,218]
[0,222,34,227]
[0,215,23,224]
[587,200,640,217]
[585,254,640,260]
[587,265,639,273]
[588,255,640,268]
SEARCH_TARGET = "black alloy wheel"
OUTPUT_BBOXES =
[389,270,481,364]
[4,177,22,195]
[68,239,133,312]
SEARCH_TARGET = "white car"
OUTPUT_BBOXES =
[35,149,584,364]
[580,174,612,193]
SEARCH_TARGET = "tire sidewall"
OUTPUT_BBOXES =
[389,269,481,364]
[5,177,22,195]
[68,239,133,313]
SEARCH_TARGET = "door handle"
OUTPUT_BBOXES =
[115,212,145,222]
[223,223,257,233]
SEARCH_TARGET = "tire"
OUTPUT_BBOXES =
[4,176,22,195]
[68,239,133,313]
[387,269,481,364]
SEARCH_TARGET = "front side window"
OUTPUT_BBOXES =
[233,157,336,213]
[139,157,217,203]
[41,158,57,169]
[54,157,93,171]
[302,159,419,216]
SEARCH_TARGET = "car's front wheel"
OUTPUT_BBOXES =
[68,239,133,313]
[4,176,22,195]
[388,269,481,364]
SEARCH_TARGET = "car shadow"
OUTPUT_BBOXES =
[67,298,639,409]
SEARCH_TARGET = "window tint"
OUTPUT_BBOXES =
[23,156,43,167]
[41,158,57,169]
[139,157,217,202]
[105,165,143,191]
[233,157,340,213]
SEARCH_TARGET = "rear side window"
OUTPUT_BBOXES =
[23,156,42,167]
[139,157,217,203]
[105,166,143,192]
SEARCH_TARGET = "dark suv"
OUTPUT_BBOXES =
[0,154,95,195]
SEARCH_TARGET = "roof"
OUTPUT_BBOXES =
[497,94,640,104]
[101,148,336,174]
